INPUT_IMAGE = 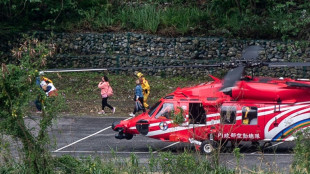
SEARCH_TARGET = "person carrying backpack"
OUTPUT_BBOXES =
[129,79,146,117]
[98,75,115,114]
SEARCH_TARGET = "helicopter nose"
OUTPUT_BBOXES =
[112,121,121,131]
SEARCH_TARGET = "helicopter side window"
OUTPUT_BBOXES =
[189,103,206,124]
[242,106,258,125]
[220,106,236,124]
[148,101,162,117]
[155,103,174,119]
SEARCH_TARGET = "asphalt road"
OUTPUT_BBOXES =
[25,116,294,173]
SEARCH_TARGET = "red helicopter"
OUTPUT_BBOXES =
[112,46,310,154]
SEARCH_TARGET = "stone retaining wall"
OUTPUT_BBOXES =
[1,32,310,78]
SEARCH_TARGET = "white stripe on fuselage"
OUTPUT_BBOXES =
[128,101,310,137]
[146,124,207,137]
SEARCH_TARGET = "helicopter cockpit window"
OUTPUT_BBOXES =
[220,106,236,124]
[242,106,258,125]
[155,103,174,119]
[148,101,161,117]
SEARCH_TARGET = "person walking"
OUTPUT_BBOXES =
[129,79,146,117]
[136,72,150,108]
[98,76,115,115]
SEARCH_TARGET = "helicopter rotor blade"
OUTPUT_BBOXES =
[286,81,310,88]
[266,62,310,67]
[220,66,244,91]
[41,64,222,73]
[241,45,264,60]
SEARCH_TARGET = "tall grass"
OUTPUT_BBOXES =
[2,150,235,173]
[51,151,234,174]
[77,4,208,34]
[78,8,116,29]
[117,5,208,34]
[161,6,207,34]
[122,5,161,33]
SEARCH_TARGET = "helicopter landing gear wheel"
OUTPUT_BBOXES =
[261,141,272,153]
[125,133,133,140]
[251,141,260,148]
[200,140,218,155]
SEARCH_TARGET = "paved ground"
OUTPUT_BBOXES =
[25,116,294,173]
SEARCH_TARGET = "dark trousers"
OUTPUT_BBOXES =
[133,97,146,114]
[35,99,42,111]
[102,97,113,110]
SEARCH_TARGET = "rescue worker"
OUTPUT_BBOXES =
[35,81,58,113]
[135,71,150,108]
[40,81,58,97]
[35,71,55,113]
[242,107,250,125]
[36,71,53,87]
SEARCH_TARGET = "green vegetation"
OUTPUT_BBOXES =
[171,107,186,125]
[292,129,310,173]
[0,151,235,173]
[0,38,65,173]
[1,0,309,40]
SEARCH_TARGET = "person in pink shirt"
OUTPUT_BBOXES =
[98,76,115,114]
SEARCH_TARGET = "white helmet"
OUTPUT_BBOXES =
[40,81,47,87]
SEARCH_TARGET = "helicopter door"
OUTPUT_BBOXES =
[189,103,206,124]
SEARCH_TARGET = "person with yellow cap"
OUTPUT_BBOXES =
[136,71,150,108]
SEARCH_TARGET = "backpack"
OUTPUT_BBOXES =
[107,85,113,97]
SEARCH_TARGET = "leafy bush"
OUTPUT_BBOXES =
[0,36,65,173]
[171,107,185,125]
[292,128,310,173]
[268,1,310,40]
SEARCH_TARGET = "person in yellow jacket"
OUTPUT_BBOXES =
[136,72,150,108]
[36,71,53,85]
[35,71,55,113]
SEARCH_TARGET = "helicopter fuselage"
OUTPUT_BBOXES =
[112,77,310,152]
